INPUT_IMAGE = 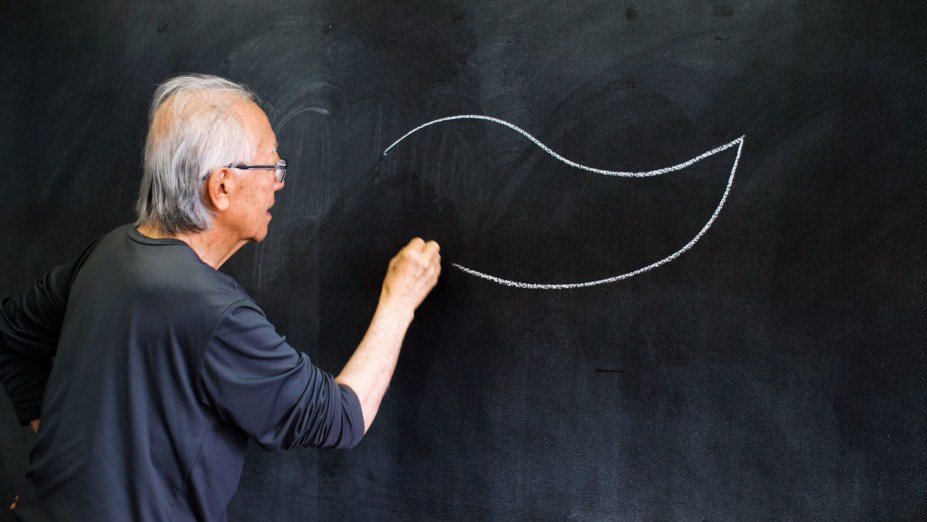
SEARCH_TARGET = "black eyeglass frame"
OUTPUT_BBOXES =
[225,159,287,183]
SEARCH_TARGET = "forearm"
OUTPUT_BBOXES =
[0,247,93,426]
[335,237,441,434]
[335,295,414,433]
[0,325,53,426]
[0,359,50,425]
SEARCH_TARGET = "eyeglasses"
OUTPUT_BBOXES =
[226,159,287,183]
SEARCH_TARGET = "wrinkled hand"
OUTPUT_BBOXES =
[381,238,441,315]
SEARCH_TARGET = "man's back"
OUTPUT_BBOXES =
[13,225,363,521]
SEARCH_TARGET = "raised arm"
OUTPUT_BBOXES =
[335,238,441,433]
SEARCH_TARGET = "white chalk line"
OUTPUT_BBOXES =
[384,114,741,178]
[383,114,745,289]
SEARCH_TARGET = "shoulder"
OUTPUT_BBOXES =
[75,224,260,326]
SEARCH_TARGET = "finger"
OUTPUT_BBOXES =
[407,242,438,265]
[407,237,425,250]
[408,238,442,255]
[423,240,440,255]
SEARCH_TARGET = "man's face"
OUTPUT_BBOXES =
[228,101,284,243]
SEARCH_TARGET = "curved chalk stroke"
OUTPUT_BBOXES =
[384,114,745,289]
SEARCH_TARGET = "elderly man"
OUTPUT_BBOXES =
[0,74,441,520]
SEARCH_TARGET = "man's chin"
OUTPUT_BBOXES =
[252,226,270,243]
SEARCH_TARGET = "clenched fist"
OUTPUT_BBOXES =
[381,238,442,315]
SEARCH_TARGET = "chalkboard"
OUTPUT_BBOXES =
[1,1,925,520]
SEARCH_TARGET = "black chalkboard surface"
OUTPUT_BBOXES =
[1,1,924,520]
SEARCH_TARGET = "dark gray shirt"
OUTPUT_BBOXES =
[0,225,364,521]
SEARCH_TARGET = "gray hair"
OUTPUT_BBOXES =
[135,74,258,234]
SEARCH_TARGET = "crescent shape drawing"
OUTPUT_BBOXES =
[383,115,745,290]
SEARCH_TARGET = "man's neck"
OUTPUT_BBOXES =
[136,224,247,270]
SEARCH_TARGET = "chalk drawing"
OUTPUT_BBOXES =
[384,115,745,289]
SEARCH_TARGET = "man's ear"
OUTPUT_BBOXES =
[206,167,234,212]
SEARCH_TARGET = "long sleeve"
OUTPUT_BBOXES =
[0,240,100,425]
[200,301,365,450]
